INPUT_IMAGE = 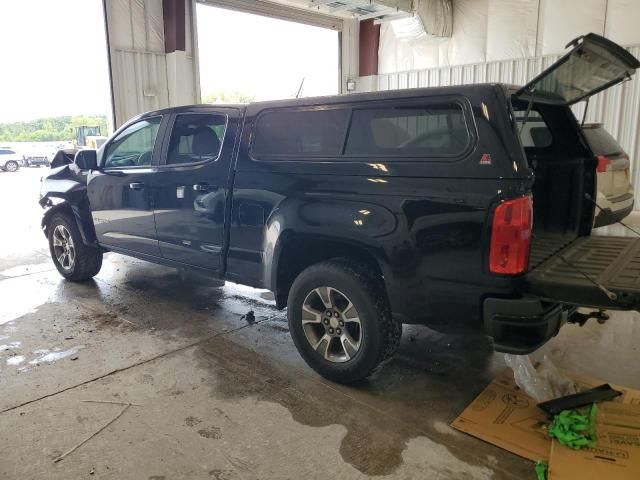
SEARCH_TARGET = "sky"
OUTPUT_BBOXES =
[0,1,339,124]
[196,5,339,101]
[0,0,111,123]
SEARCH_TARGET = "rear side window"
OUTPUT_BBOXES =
[345,104,469,157]
[0,149,15,155]
[514,110,553,148]
[167,114,226,165]
[252,109,350,156]
[582,127,623,156]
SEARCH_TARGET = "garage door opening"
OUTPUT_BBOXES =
[196,4,340,104]
[0,0,112,157]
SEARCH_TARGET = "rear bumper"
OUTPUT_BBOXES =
[594,199,634,227]
[483,297,573,354]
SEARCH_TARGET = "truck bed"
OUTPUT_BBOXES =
[528,233,576,270]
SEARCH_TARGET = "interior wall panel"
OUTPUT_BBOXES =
[111,50,170,123]
[105,0,198,127]
[605,0,640,46]
[536,0,606,56]
[379,0,640,71]
[486,0,538,62]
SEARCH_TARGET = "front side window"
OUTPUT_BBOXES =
[345,104,469,157]
[103,117,161,168]
[252,108,350,157]
[166,114,226,165]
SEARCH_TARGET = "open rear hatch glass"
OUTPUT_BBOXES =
[524,235,640,310]
[513,33,640,105]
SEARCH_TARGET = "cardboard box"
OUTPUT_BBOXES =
[548,403,640,479]
[451,370,551,461]
[451,370,640,462]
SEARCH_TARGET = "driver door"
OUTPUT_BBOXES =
[87,116,166,257]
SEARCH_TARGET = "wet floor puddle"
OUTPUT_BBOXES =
[191,335,491,477]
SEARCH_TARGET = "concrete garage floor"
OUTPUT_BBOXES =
[1,168,638,480]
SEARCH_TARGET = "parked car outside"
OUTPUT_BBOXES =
[581,124,635,227]
[38,34,640,384]
[0,148,22,172]
[23,154,51,167]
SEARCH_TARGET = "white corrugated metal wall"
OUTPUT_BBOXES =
[371,45,640,209]
[105,0,199,128]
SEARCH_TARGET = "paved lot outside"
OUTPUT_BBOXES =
[1,167,638,479]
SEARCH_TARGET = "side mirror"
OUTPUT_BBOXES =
[74,149,98,170]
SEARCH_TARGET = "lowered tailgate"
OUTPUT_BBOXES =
[524,235,640,309]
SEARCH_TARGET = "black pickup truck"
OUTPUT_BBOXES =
[40,34,640,383]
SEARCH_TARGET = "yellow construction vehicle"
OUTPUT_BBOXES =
[75,125,107,149]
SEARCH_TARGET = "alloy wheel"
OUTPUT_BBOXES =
[52,225,76,271]
[301,286,362,363]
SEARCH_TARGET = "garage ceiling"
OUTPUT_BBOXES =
[197,0,415,30]
[308,0,413,24]
[196,0,344,30]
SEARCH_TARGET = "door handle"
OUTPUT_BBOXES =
[129,182,145,190]
[193,183,216,192]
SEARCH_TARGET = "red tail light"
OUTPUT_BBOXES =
[596,155,611,173]
[489,195,533,275]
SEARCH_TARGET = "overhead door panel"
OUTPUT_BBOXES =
[199,0,343,30]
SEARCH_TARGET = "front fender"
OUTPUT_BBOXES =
[40,164,97,246]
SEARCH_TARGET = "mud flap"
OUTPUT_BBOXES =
[523,235,640,310]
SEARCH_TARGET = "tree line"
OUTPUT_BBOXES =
[0,115,108,142]
[0,92,256,143]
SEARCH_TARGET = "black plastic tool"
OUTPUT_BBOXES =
[538,384,623,416]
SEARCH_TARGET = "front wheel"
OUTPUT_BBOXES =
[287,260,401,384]
[48,213,103,281]
[5,161,18,172]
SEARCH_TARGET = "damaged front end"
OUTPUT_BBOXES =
[39,163,98,246]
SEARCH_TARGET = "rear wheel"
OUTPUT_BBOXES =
[48,213,102,281]
[287,260,401,383]
[5,161,18,172]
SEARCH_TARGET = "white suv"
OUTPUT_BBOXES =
[0,148,21,172]
[582,124,635,227]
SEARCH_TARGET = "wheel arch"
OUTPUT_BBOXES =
[268,230,390,310]
[42,197,98,247]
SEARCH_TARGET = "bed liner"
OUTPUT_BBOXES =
[524,235,640,310]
